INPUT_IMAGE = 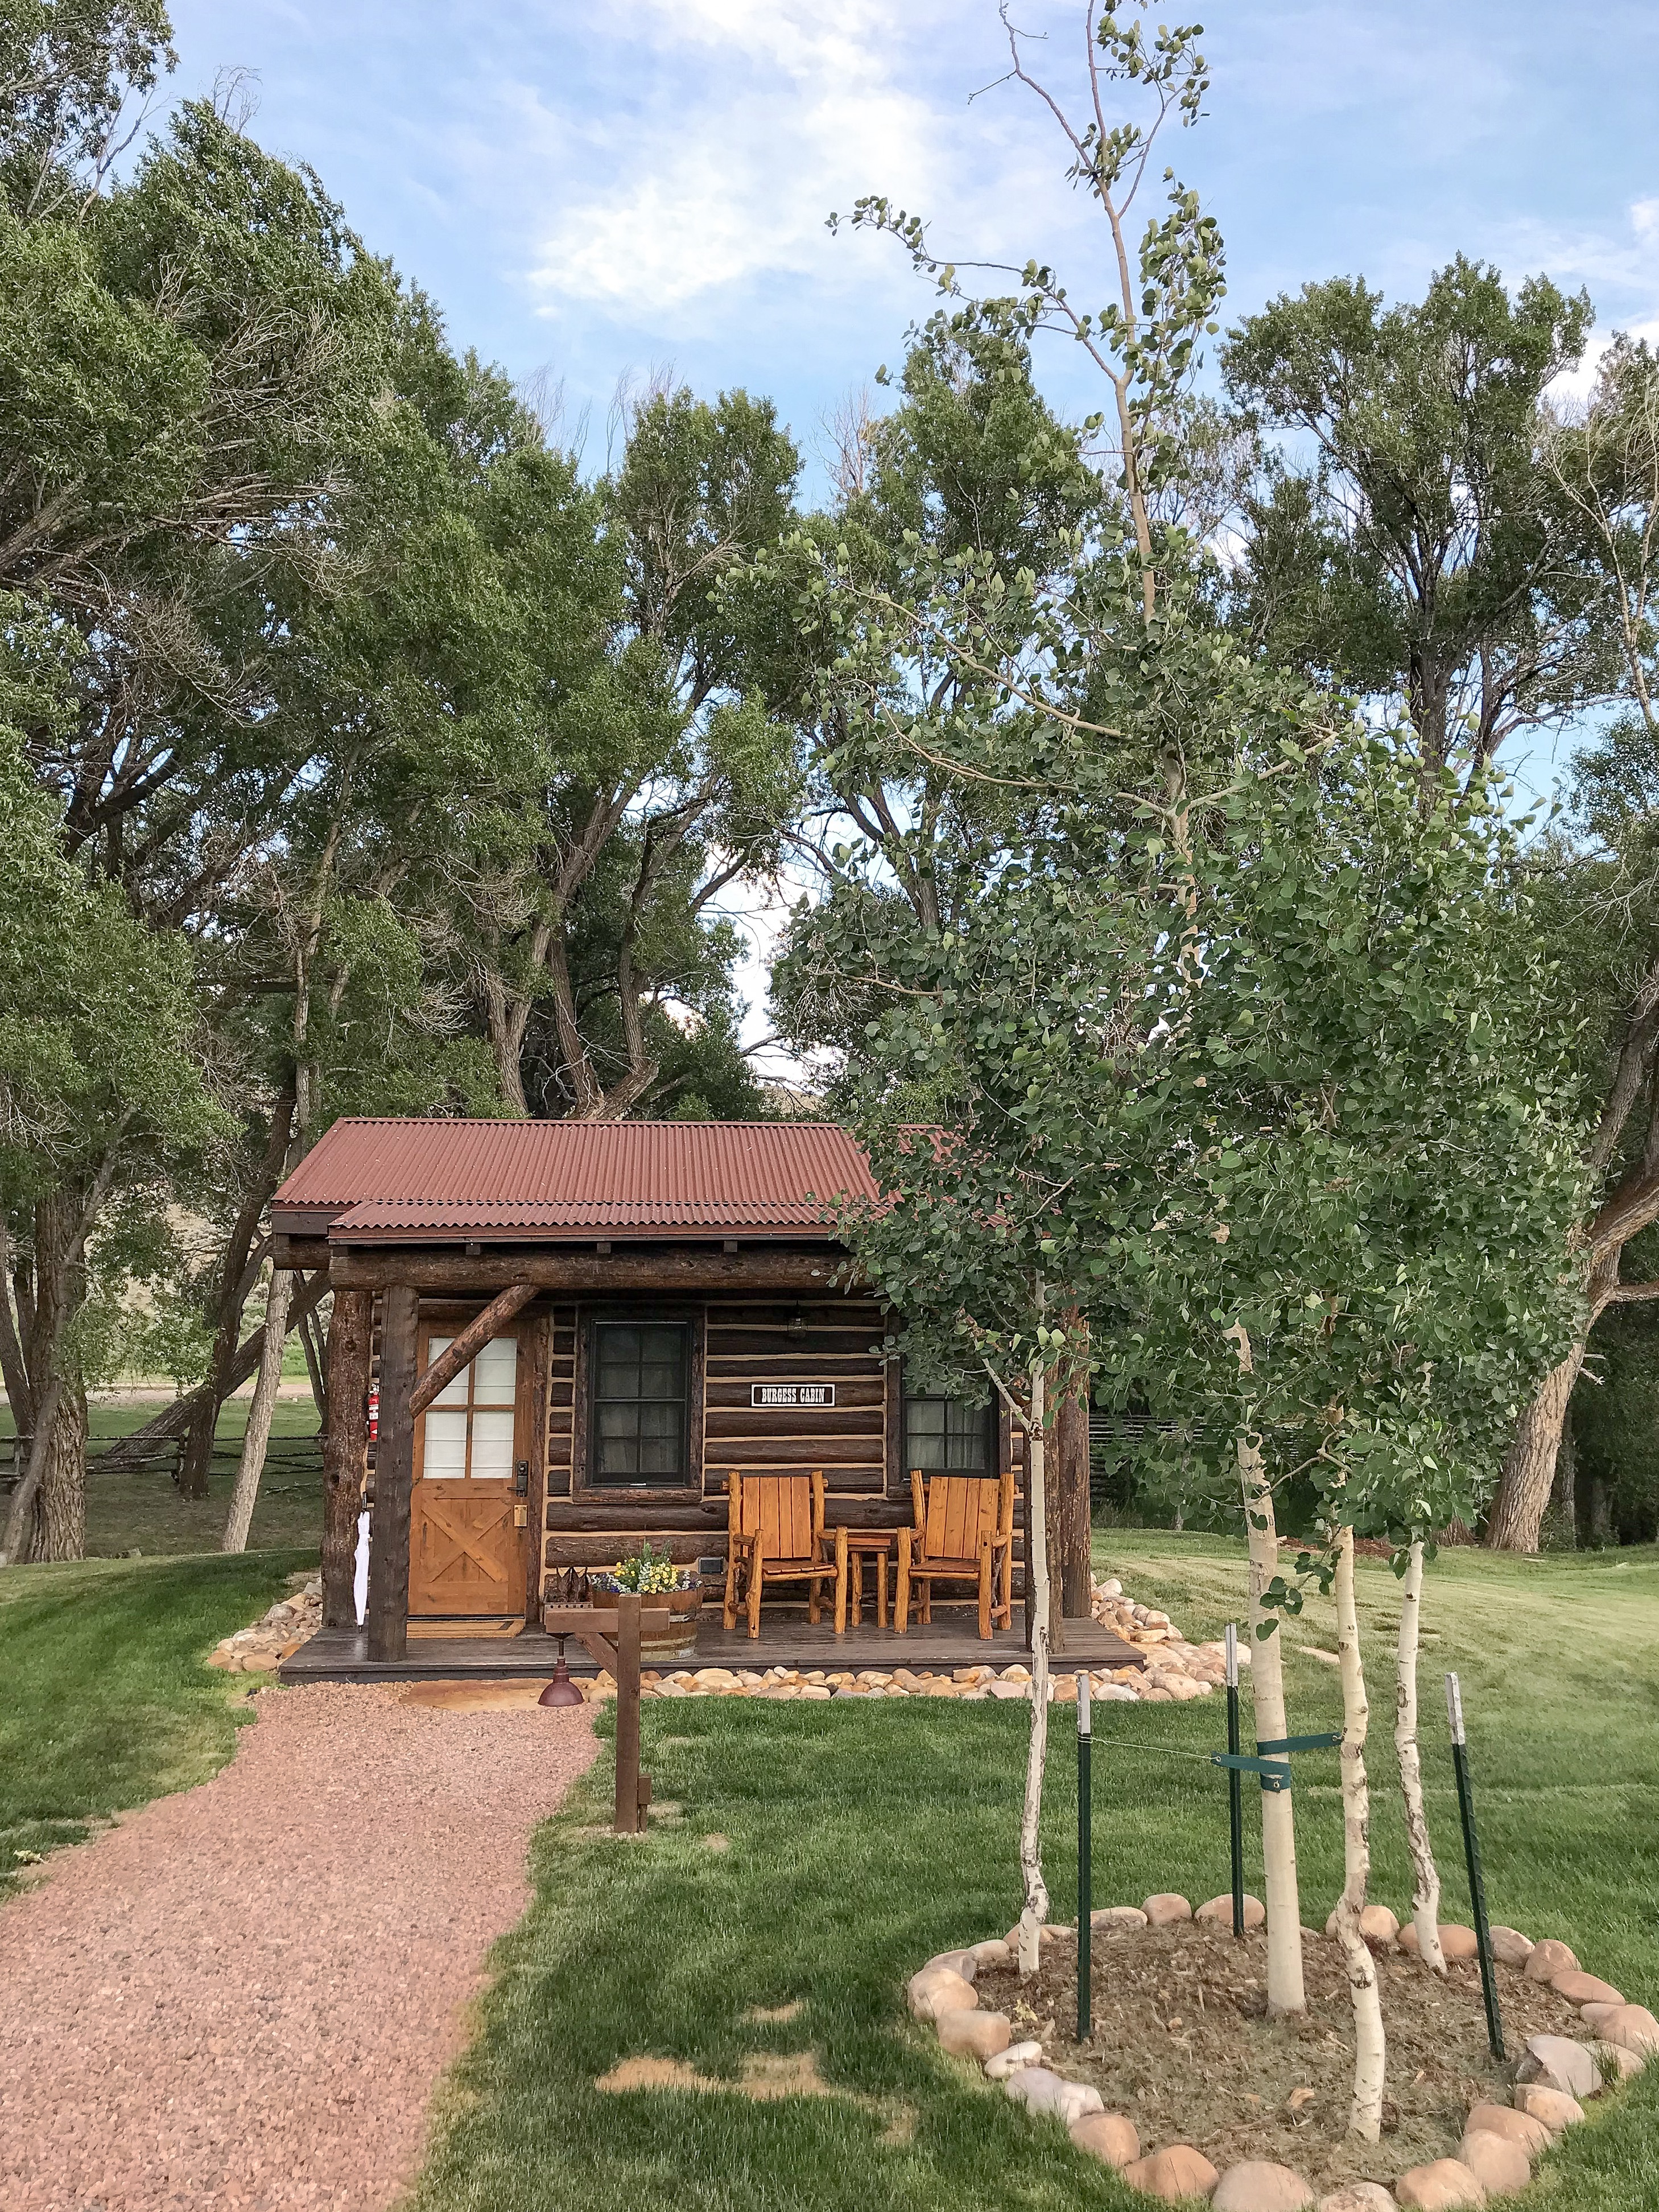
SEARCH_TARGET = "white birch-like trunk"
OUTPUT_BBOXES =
[1241,1428,1306,2016]
[1018,1350,1051,1977]
[1394,1537,1445,1972]
[222,1268,293,1554]
[1333,1526,1386,2141]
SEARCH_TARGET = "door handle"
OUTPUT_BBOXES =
[514,1460,530,1496]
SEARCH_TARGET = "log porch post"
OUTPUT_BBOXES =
[321,1287,372,1630]
[366,1283,419,1663]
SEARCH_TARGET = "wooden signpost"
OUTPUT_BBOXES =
[542,1592,651,1834]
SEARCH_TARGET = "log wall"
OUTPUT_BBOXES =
[349,1271,1022,1616]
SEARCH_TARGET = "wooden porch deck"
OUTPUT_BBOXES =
[280,1613,1145,1683]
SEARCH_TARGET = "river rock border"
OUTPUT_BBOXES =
[205,1573,322,1672]
[906,1907,1655,2209]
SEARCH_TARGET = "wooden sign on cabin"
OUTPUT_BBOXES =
[750,1382,836,1408]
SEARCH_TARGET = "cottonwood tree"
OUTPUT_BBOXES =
[0,628,221,1561]
[1481,340,1659,1547]
[461,382,803,1121]
[0,27,431,1524]
[1223,260,1611,793]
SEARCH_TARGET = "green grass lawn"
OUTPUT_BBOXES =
[407,1536,1659,2212]
[1,1394,324,1556]
[0,1549,309,1898]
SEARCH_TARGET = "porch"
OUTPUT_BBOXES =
[279,1611,1146,1683]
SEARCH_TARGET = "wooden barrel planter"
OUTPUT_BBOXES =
[600,1587,703,1662]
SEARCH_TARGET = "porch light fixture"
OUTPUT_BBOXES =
[539,1635,585,1707]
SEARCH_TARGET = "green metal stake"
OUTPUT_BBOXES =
[1446,1672,1505,2062]
[1076,1669,1092,2042]
[1225,1624,1244,1938]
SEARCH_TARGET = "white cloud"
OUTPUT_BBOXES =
[1496,196,1659,401]
[522,0,963,316]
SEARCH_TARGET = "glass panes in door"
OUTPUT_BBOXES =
[420,1334,518,1480]
[592,1322,689,1484]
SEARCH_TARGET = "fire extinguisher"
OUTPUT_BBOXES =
[367,1384,379,1442]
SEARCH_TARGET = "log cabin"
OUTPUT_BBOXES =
[273,1117,1135,1678]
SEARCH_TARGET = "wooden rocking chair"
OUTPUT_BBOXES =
[723,1470,849,1640]
[895,1467,1016,1640]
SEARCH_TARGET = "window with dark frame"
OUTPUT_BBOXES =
[903,1392,993,1476]
[591,1321,691,1487]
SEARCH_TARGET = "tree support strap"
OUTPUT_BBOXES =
[1212,1730,1342,1794]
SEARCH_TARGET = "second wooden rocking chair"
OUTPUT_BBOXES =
[895,1466,1015,1640]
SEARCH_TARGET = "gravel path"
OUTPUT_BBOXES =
[0,1683,597,2212]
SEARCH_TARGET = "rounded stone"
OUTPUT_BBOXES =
[969,1938,1012,1968]
[1143,1892,1194,1926]
[1524,1937,1579,1983]
[1512,2085,1584,2132]
[1397,1923,1475,1960]
[936,2007,1011,2061]
[1393,2160,1487,2209]
[1517,2033,1599,2099]
[1317,2188,1398,2212]
[1593,2003,1659,2056]
[1197,1894,1265,1929]
[1326,1902,1400,1948]
[907,1967,976,2021]
[1212,2159,1315,2210]
[1462,2106,1550,2157]
[1069,2112,1140,2169]
[1593,2040,1646,2081]
[1554,1971,1624,2008]
[1054,2080,1105,2124]
[1092,1905,1150,1932]
[1489,1926,1534,1968]
[1008,2067,1102,2123]
[922,1949,979,1984]
[1457,2130,1530,2196]
[984,2038,1044,2079]
[1121,2145,1221,2201]
[1005,2065,1063,2109]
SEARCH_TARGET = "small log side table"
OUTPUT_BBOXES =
[842,1529,896,1629]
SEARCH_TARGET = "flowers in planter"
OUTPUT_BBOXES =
[591,1541,698,1596]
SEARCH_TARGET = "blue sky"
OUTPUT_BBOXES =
[158,1,1659,1061]
[166,0,1659,480]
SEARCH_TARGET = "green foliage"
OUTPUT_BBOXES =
[815,722,1587,1566]
[0,0,174,215]
[1224,259,1607,778]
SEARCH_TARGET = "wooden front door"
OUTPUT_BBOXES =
[410,1320,531,1617]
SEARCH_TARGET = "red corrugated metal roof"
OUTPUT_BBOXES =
[271,1119,880,1243]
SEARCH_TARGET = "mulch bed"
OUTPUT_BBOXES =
[976,1921,1586,2195]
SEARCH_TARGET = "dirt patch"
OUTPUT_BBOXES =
[976,1922,1588,2195]
[598,2042,914,2141]
[599,2048,832,2100]
[0,1683,597,2212]
[401,1679,552,1710]
[744,1999,805,2023]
